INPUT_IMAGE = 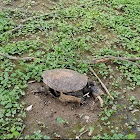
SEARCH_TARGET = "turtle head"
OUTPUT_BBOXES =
[89,85,104,107]
[86,80,104,107]
[87,81,104,98]
[90,85,100,98]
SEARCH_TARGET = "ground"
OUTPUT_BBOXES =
[0,0,140,139]
[24,82,101,138]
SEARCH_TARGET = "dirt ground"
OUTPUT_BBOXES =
[23,82,102,138]
[23,81,140,138]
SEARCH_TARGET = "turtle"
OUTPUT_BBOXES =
[41,69,104,107]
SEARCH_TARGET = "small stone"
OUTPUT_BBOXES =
[124,106,127,109]
[131,109,139,114]
[76,136,79,139]
[32,1,35,4]
[125,123,128,126]
[84,116,90,123]
[112,106,117,110]
[137,127,140,131]
[47,101,51,104]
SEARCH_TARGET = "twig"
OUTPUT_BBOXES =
[93,55,140,62]
[1,25,23,36]
[85,56,140,68]
[89,67,114,100]
[21,11,56,24]
[118,5,127,10]
[17,125,26,139]
[76,129,88,139]
[96,96,104,107]
[0,52,36,60]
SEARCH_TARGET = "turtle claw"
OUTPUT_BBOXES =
[83,92,90,98]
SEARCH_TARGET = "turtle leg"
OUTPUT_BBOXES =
[49,88,60,97]
[95,96,103,107]
[90,85,104,107]
[58,92,83,105]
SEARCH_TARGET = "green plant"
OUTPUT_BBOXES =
[25,130,50,139]
[92,133,136,139]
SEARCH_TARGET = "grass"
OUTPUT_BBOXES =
[0,0,140,139]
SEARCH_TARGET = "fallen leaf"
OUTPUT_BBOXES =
[25,105,33,111]
[28,80,36,84]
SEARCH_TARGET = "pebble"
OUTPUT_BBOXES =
[25,105,33,111]
[131,109,139,114]
[84,116,89,123]
[112,106,117,110]
[137,127,140,131]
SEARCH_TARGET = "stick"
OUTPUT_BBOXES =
[96,96,104,107]
[1,25,23,36]
[85,56,140,67]
[76,129,88,139]
[89,67,114,100]
[21,11,56,24]
[93,55,140,62]
[0,52,36,60]
[17,125,26,139]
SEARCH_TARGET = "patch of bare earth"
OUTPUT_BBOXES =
[23,82,102,138]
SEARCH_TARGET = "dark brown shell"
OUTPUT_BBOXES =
[42,69,88,92]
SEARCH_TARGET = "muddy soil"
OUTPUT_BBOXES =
[23,82,102,138]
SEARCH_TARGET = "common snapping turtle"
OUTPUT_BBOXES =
[41,69,104,107]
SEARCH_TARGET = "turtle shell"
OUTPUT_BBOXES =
[42,69,88,93]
